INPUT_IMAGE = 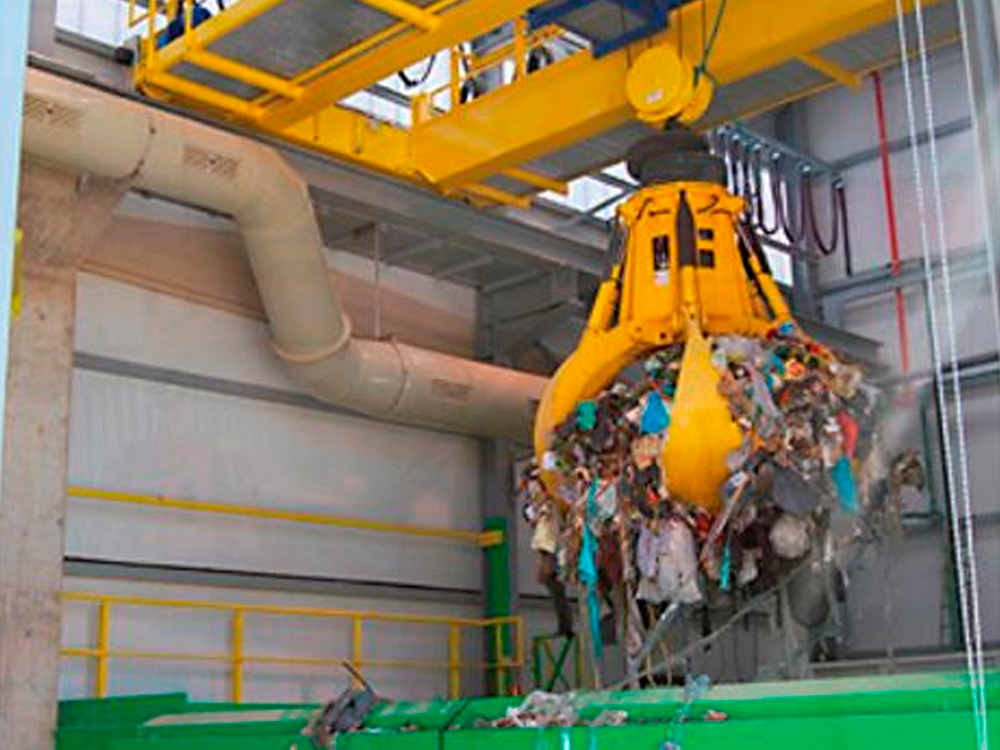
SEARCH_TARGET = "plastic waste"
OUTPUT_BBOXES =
[522,328,884,650]
[770,514,811,559]
[579,479,603,658]
[641,390,670,434]
[661,674,713,750]
[832,457,858,513]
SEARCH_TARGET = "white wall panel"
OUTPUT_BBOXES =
[67,369,482,589]
[66,265,488,700]
[75,272,311,394]
[805,46,973,163]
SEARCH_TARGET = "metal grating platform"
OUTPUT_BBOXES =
[529,0,689,56]
[167,0,444,101]
[311,190,551,289]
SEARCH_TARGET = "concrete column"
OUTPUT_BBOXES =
[0,165,124,749]
[0,259,77,750]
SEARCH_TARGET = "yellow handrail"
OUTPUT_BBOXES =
[62,591,523,701]
[67,486,503,547]
[422,23,565,116]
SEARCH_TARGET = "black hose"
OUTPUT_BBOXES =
[772,157,808,244]
[805,175,843,256]
[722,133,851,262]
[398,54,437,88]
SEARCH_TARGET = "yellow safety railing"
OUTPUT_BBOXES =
[62,592,523,701]
[67,486,503,548]
[417,20,565,123]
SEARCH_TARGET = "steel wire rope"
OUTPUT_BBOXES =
[894,2,990,745]
[910,2,991,743]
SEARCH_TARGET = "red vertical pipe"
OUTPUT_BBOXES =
[872,70,912,376]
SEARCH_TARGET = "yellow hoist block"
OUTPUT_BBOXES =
[534,134,794,511]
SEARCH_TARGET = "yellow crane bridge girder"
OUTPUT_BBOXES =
[133,0,953,202]
[410,0,951,189]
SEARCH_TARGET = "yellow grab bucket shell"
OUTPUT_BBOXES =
[661,327,743,512]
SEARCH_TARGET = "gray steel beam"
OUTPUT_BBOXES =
[493,300,587,353]
[385,238,444,263]
[833,116,972,172]
[723,122,839,176]
[481,269,548,295]
[294,159,606,276]
[326,221,378,248]
[65,557,484,606]
[796,315,883,368]
[436,254,494,280]
[774,105,823,318]
[819,244,989,321]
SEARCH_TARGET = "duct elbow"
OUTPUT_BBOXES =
[21,70,547,443]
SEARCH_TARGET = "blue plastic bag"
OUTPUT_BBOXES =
[832,457,858,514]
[641,391,670,435]
[578,479,603,658]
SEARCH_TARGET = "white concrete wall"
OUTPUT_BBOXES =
[61,195,493,702]
[804,45,1000,656]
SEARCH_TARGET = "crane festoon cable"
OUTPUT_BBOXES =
[752,148,780,236]
[911,1,991,742]
[771,156,808,243]
[894,3,990,747]
[802,172,845,257]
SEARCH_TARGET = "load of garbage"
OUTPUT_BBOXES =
[521,326,887,663]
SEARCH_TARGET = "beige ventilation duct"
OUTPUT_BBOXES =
[21,70,545,441]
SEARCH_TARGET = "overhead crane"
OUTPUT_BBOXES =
[130,0,959,208]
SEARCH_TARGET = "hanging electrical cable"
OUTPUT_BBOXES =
[715,125,851,262]
[750,146,780,236]
[397,54,437,88]
[802,172,845,257]
[894,2,991,746]
[771,157,808,243]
